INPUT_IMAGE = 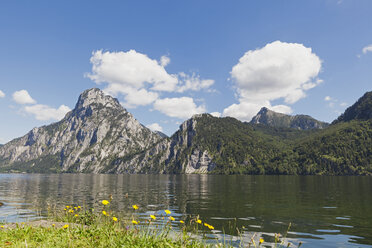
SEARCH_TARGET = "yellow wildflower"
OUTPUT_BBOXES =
[259,238,264,244]
[196,219,202,224]
[180,220,184,224]
[150,215,156,220]
[132,205,139,210]
[74,214,78,217]
[165,209,171,215]
[102,210,108,216]
[52,224,55,227]
[132,220,138,225]
[78,206,81,209]
[208,224,214,230]
[102,200,109,205]
[65,206,70,209]
[74,207,77,210]
[68,209,74,213]
[169,216,175,221]
[0,226,4,228]
[62,224,69,229]
[112,217,118,222]
[64,208,67,211]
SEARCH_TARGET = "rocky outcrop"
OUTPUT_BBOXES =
[114,114,216,174]
[250,107,329,130]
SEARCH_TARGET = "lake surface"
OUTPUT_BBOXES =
[0,174,371,247]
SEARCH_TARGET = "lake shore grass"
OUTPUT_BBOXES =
[0,199,298,248]
[0,220,209,247]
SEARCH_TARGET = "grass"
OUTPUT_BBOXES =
[0,199,301,248]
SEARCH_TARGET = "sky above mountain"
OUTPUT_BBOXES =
[0,0,371,142]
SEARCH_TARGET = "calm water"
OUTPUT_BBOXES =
[0,174,372,247]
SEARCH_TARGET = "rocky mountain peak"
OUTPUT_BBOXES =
[0,87,162,173]
[251,107,286,124]
[251,107,328,130]
[75,88,123,111]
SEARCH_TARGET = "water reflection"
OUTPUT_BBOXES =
[0,174,372,247]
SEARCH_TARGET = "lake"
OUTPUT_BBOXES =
[0,174,371,247]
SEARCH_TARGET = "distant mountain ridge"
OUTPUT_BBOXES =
[250,107,329,130]
[0,88,370,175]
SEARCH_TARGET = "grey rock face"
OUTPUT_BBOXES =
[0,88,162,173]
[185,149,216,174]
[251,107,329,130]
[114,114,216,174]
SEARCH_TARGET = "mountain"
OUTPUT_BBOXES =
[277,120,372,175]
[0,88,162,173]
[0,88,371,175]
[333,91,372,123]
[250,107,329,130]
[154,131,168,138]
[113,114,315,174]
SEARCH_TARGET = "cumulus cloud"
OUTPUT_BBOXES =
[146,123,163,132]
[210,112,221,117]
[86,50,214,108]
[176,73,215,93]
[0,90,5,98]
[362,44,372,54]
[224,41,322,121]
[153,97,206,119]
[12,90,36,104]
[86,50,178,91]
[23,104,71,121]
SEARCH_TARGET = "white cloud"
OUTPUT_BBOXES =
[0,90,5,98]
[160,55,170,67]
[86,50,214,108]
[12,90,36,104]
[271,105,293,114]
[224,41,322,121]
[324,96,332,101]
[23,104,71,121]
[146,123,163,132]
[86,50,178,91]
[153,97,206,119]
[210,112,221,117]
[231,41,322,103]
[176,72,215,92]
[362,44,372,54]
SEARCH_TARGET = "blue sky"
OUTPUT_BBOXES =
[0,0,371,142]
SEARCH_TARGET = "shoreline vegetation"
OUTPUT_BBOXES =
[0,199,301,248]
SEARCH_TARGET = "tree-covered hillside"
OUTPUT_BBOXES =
[185,115,371,175]
[268,120,372,175]
[333,91,372,123]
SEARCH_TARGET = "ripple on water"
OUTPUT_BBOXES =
[336,216,351,220]
[316,229,341,233]
[248,225,262,229]
[333,224,353,228]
